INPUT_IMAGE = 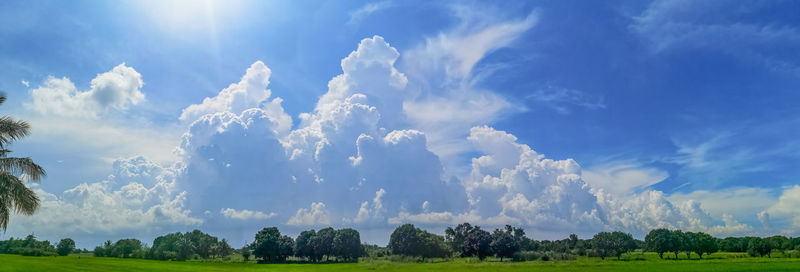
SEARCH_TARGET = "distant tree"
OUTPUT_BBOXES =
[670,230,685,259]
[176,236,195,261]
[695,232,717,259]
[389,224,422,257]
[215,239,234,258]
[421,230,451,260]
[294,230,317,261]
[278,235,294,261]
[241,246,251,261]
[469,227,492,260]
[445,223,474,257]
[333,228,363,262]
[56,238,76,256]
[252,227,282,262]
[645,229,679,259]
[186,229,217,259]
[314,227,336,261]
[0,95,47,231]
[491,225,521,261]
[747,237,772,257]
[591,232,613,260]
[113,239,143,258]
[682,232,698,259]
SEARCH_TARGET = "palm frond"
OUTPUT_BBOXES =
[0,202,9,231]
[0,172,40,215]
[0,95,6,106]
[0,117,30,148]
[0,157,46,182]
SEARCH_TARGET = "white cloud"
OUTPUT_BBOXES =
[179,61,291,134]
[667,187,775,220]
[21,80,29,87]
[763,185,800,235]
[27,63,145,118]
[287,202,332,226]
[526,85,606,115]
[401,8,538,165]
[221,208,276,220]
[583,163,668,197]
[632,0,800,72]
[8,156,200,239]
[352,188,386,224]
[347,1,392,26]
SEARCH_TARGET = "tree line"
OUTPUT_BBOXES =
[3,224,800,262]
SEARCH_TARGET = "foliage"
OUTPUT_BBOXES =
[56,238,76,256]
[0,95,47,231]
[389,224,451,260]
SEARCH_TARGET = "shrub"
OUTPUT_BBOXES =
[511,251,540,262]
[541,254,550,261]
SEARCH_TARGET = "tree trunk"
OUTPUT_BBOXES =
[674,252,678,259]
[658,252,663,259]
[500,256,503,262]
[686,252,690,259]
[698,253,703,259]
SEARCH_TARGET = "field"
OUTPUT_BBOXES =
[2,253,800,271]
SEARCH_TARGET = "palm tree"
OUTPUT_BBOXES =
[0,95,46,230]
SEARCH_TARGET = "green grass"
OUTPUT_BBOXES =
[2,253,800,271]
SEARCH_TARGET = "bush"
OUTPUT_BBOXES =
[18,248,57,257]
[511,251,540,262]
[541,254,550,261]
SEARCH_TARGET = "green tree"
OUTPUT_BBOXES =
[215,239,234,258]
[0,95,46,230]
[445,223,474,257]
[251,227,282,262]
[591,232,613,260]
[491,225,521,261]
[333,228,363,262]
[682,232,698,259]
[695,232,717,259]
[389,224,421,257]
[314,227,335,261]
[294,230,317,261]
[278,235,294,261]
[241,246,251,261]
[645,228,679,259]
[56,238,75,256]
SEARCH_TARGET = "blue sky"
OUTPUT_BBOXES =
[2,0,800,248]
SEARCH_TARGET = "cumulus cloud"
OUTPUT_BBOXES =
[221,208,276,220]
[401,7,538,164]
[27,63,144,118]
[179,61,290,131]
[287,202,332,226]
[8,156,200,242]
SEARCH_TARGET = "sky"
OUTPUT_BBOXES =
[1,0,800,249]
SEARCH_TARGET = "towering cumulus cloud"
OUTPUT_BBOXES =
[15,29,778,245]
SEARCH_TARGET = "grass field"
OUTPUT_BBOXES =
[2,253,800,271]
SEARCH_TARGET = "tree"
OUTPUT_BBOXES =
[445,223,474,257]
[0,95,47,231]
[56,238,75,256]
[469,227,492,260]
[314,227,335,261]
[333,228,362,262]
[491,225,521,261]
[294,230,317,261]
[278,235,294,261]
[682,232,698,259]
[251,227,282,262]
[241,246,251,261]
[695,232,717,259]
[113,239,143,258]
[389,224,422,257]
[747,237,772,257]
[591,232,613,260]
[419,230,450,260]
[645,229,679,259]
[215,239,234,258]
